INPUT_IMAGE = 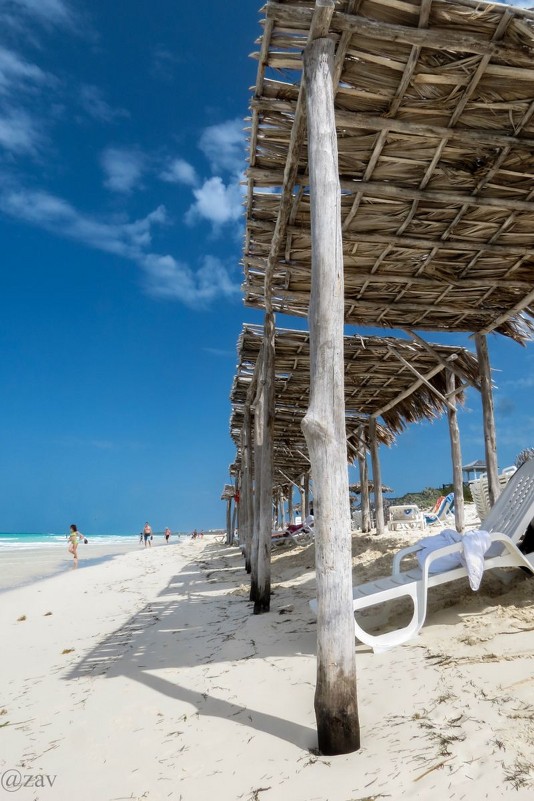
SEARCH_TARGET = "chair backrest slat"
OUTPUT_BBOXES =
[481,458,534,548]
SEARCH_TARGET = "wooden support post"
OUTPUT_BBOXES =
[368,418,385,536]
[474,333,500,505]
[304,473,311,517]
[231,494,238,545]
[447,371,465,532]
[288,484,294,525]
[302,33,360,756]
[242,408,254,573]
[357,428,371,533]
[255,310,275,614]
[226,498,232,545]
[236,472,243,548]
[279,488,286,528]
[250,383,263,600]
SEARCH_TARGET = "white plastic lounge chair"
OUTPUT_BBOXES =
[388,504,425,531]
[271,523,314,549]
[424,492,455,526]
[469,467,517,521]
[309,458,534,652]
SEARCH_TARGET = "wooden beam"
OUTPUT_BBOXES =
[265,3,534,65]
[371,358,456,418]
[251,97,534,152]
[386,347,457,411]
[247,166,534,213]
[262,0,336,306]
[478,286,534,335]
[244,255,534,292]
[404,329,482,393]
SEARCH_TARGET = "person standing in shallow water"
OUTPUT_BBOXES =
[143,522,153,548]
[67,524,87,566]
[164,527,171,544]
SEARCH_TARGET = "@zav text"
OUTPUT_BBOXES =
[1,769,57,791]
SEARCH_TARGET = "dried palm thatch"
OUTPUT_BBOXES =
[220,484,236,500]
[230,323,480,482]
[243,0,534,342]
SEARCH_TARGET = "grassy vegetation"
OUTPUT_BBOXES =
[388,483,473,509]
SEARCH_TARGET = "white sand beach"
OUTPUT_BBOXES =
[1,522,533,801]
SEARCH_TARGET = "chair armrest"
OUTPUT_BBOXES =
[392,544,423,574]
[419,541,465,577]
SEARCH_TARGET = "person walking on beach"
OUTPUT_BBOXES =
[67,524,87,565]
[164,527,171,544]
[143,522,153,548]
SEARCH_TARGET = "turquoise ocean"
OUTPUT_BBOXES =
[0,531,187,551]
[0,530,191,591]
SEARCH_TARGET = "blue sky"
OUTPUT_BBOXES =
[1,1,533,534]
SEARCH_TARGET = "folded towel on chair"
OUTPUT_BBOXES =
[416,528,492,590]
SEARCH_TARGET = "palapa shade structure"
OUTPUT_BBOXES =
[235,0,534,753]
[231,322,480,434]
[231,324,405,486]
[244,0,534,343]
[230,322,479,530]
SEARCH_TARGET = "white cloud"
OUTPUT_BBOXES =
[2,0,73,26]
[0,46,49,94]
[142,253,240,306]
[185,175,244,226]
[79,85,129,124]
[0,182,240,308]
[160,157,197,186]
[0,108,42,154]
[150,45,179,81]
[0,185,163,258]
[180,118,246,231]
[101,147,145,193]
[199,118,245,174]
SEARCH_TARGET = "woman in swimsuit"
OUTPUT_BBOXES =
[67,524,87,564]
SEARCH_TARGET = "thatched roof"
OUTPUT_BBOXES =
[220,484,236,500]
[243,0,534,342]
[230,323,480,481]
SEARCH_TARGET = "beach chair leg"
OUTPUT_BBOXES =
[353,581,428,653]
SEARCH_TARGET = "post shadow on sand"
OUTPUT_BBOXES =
[64,543,318,749]
[64,541,531,746]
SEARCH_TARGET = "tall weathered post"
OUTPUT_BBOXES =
[447,371,465,531]
[357,429,371,533]
[302,32,360,755]
[242,405,254,573]
[474,333,500,505]
[255,311,275,613]
[250,373,263,600]
[369,418,385,535]
[287,484,294,526]
[226,497,233,545]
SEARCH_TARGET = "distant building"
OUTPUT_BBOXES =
[462,460,487,481]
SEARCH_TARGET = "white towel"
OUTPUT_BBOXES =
[459,529,492,591]
[416,528,492,590]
